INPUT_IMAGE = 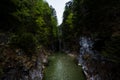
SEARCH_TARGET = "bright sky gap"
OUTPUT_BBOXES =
[45,0,70,25]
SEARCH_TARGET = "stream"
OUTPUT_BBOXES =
[43,54,85,80]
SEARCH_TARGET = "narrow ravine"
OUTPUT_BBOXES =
[43,53,85,80]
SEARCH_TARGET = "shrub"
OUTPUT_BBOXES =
[10,33,38,55]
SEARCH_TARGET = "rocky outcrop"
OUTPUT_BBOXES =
[0,46,49,80]
[78,37,120,80]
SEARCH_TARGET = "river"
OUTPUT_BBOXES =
[43,53,85,80]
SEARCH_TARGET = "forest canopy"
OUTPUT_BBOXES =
[61,0,120,62]
[0,0,58,53]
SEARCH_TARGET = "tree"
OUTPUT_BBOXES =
[0,0,58,54]
[61,1,79,51]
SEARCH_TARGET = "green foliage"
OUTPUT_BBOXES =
[10,33,37,54]
[0,65,3,77]
[0,0,58,54]
[103,35,120,62]
[72,0,120,35]
[62,0,120,64]
[36,16,45,27]
[61,1,79,51]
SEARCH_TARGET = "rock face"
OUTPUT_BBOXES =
[29,56,43,80]
[0,34,9,45]
[78,37,114,80]
[79,37,96,79]
[1,59,43,80]
[0,47,43,80]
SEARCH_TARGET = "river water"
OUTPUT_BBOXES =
[43,54,85,80]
